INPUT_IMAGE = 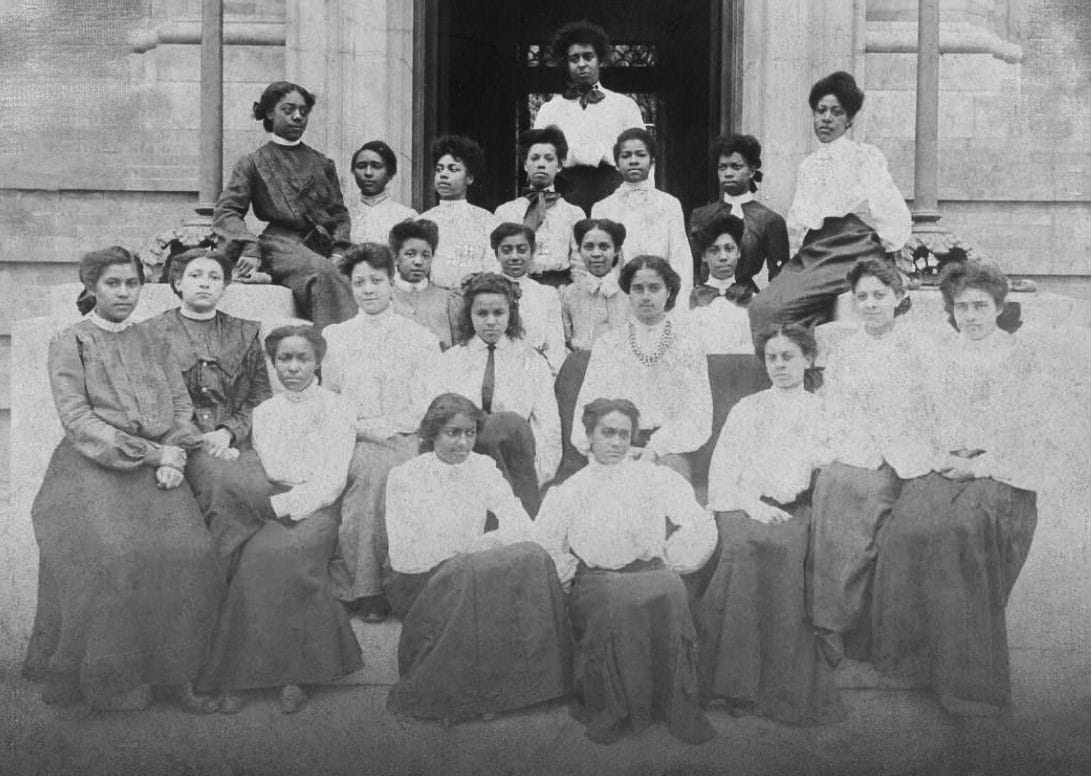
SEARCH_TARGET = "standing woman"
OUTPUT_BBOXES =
[146,248,273,560]
[25,247,222,711]
[214,81,357,330]
[573,255,711,481]
[748,71,911,336]
[696,324,840,725]
[870,261,1042,717]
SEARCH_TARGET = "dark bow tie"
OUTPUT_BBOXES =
[521,188,561,204]
[521,189,561,231]
[691,282,753,308]
[562,82,605,109]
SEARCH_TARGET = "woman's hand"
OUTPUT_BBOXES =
[150,444,188,471]
[202,429,234,459]
[938,454,976,481]
[748,501,793,525]
[156,466,184,490]
[234,255,260,279]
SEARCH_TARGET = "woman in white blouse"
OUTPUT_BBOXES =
[427,272,562,514]
[748,71,911,337]
[537,397,717,745]
[871,261,1042,717]
[808,258,937,666]
[696,324,841,726]
[196,326,362,715]
[573,255,712,481]
[384,393,570,722]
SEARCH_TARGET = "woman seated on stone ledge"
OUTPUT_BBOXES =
[384,392,571,724]
[24,246,222,713]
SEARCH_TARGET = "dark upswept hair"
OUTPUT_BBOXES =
[754,323,818,363]
[847,256,912,317]
[390,219,439,253]
[456,272,525,343]
[264,324,327,363]
[938,260,1009,311]
[552,20,611,63]
[518,125,569,164]
[351,139,398,176]
[613,127,656,164]
[808,71,865,119]
[418,392,486,452]
[618,255,682,311]
[77,245,145,314]
[693,213,745,256]
[431,134,486,181]
[340,242,395,279]
[490,222,536,252]
[710,134,764,191]
[252,81,315,133]
[167,248,233,298]
[573,218,626,251]
[580,397,641,437]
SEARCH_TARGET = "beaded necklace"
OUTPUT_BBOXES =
[627,318,673,367]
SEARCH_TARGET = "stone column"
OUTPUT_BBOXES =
[195,0,223,221]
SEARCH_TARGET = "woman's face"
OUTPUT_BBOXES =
[617,139,652,183]
[565,43,601,87]
[813,94,850,144]
[92,262,142,323]
[579,228,619,278]
[177,257,225,314]
[496,234,533,278]
[268,90,310,142]
[433,412,477,465]
[853,274,900,336]
[703,233,740,281]
[763,334,811,390]
[628,267,669,325]
[353,150,392,197]
[952,287,1000,341]
[470,291,510,344]
[273,335,318,392]
[434,154,471,200]
[395,238,434,284]
[717,153,755,197]
[588,410,633,466]
[524,142,562,190]
[350,262,393,315]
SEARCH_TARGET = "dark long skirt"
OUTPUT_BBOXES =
[259,231,357,331]
[808,462,902,653]
[747,214,885,337]
[387,542,571,721]
[570,560,715,744]
[695,507,842,726]
[870,473,1037,710]
[475,411,541,517]
[195,449,362,692]
[29,439,222,704]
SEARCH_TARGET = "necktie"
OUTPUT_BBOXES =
[481,343,496,413]
[691,282,752,308]
[561,82,605,109]
[521,189,561,232]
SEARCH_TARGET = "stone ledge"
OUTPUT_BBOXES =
[866,20,1024,63]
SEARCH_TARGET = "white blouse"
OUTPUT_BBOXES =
[706,386,831,513]
[532,85,645,169]
[427,334,561,484]
[787,135,911,253]
[493,194,583,273]
[349,193,418,244]
[821,324,938,478]
[573,316,712,457]
[252,382,356,521]
[322,308,441,440]
[509,274,567,375]
[683,279,754,355]
[591,181,694,299]
[536,458,717,587]
[417,200,501,289]
[385,451,536,574]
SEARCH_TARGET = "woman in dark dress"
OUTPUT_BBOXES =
[24,246,222,712]
[213,81,356,330]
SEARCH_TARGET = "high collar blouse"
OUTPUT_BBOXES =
[506,274,567,374]
[532,84,645,169]
[349,193,418,244]
[417,199,501,289]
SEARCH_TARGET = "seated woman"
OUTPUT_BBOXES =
[870,261,1043,717]
[748,71,910,336]
[808,258,936,665]
[25,247,221,712]
[427,273,561,515]
[696,324,841,726]
[687,212,754,355]
[213,81,356,330]
[146,248,273,560]
[195,326,362,714]
[559,217,629,352]
[574,255,711,481]
[536,397,717,744]
[384,393,570,722]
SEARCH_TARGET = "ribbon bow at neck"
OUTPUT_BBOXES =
[562,82,605,109]
[692,282,753,307]
[582,273,620,298]
[521,188,562,231]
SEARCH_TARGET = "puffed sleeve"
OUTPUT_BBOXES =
[483,458,537,545]
[620,95,646,133]
[646,336,712,458]
[571,340,610,455]
[213,154,261,259]
[705,396,759,513]
[160,337,204,450]
[541,286,568,375]
[393,330,442,434]
[665,196,693,301]
[48,330,159,470]
[560,286,575,348]
[534,486,580,588]
[527,350,562,483]
[268,396,356,520]
[384,459,430,572]
[658,467,717,575]
[861,144,911,251]
[764,212,790,280]
[218,324,273,445]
